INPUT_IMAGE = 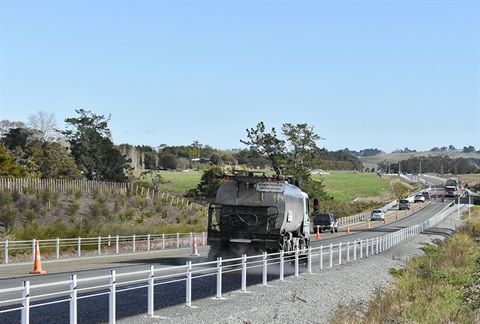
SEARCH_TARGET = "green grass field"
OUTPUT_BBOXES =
[154,170,394,202]
[156,172,202,193]
[312,171,393,202]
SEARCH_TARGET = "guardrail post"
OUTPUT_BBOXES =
[262,252,268,286]
[21,280,30,324]
[376,237,379,254]
[338,242,342,265]
[56,237,60,259]
[148,265,155,316]
[147,234,151,251]
[329,244,333,268]
[216,257,222,299]
[4,239,8,264]
[116,235,119,254]
[189,232,192,247]
[280,250,285,281]
[98,236,101,255]
[176,233,180,249]
[346,241,350,263]
[70,274,77,324]
[353,239,357,261]
[295,248,299,277]
[319,245,324,270]
[162,233,165,249]
[359,239,363,259]
[109,270,116,324]
[186,261,192,307]
[202,231,205,246]
[365,239,369,258]
[77,237,81,257]
[241,254,248,291]
[108,235,111,246]
[307,246,312,273]
[32,239,36,262]
[133,234,136,253]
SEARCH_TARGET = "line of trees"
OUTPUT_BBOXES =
[377,156,478,174]
[1,110,132,182]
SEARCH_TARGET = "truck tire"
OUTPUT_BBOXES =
[335,227,338,233]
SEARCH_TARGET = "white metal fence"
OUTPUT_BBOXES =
[0,202,466,324]
[1,232,206,265]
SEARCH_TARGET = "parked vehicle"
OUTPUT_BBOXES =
[370,209,385,221]
[421,191,430,200]
[312,213,338,233]
[398,199,411,210]
[414,194,425,203]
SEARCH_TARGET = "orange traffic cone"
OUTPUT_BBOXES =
[30,241,46,275]
[395,212,398,220]
[346,224,351,234]
[367,220,371,229]
[316,227,320,240]
[383,217,387,224]
[191,234,200,256]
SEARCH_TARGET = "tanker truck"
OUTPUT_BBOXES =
[207,170,311,260]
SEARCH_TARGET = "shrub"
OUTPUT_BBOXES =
[0,191,12,206]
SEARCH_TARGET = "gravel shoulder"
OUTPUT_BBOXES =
[118,207,467,324]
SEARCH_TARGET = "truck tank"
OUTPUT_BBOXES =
[207,171,310,260]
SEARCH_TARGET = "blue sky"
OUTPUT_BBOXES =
[0,0,479,153]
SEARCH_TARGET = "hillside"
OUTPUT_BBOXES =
[0,188,207,240]
[359,150,480,170]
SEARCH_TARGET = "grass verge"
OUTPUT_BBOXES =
[331,206,480,323]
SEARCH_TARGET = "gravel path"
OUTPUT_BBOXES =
[118,207,467,324]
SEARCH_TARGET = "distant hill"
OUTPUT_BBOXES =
[358,150,480,170]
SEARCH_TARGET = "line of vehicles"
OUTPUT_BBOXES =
[206,170,454,260]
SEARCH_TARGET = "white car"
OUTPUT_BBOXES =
[414,194,425,203]
[370,209,385,221]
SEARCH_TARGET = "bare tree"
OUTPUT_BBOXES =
[28,111,57,141]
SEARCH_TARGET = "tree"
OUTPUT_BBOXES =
[281,123,323,168]
[240,122,287,175]
[187,166,225,201]
[0,119,26,139]
[0,144,25,177]
[62,109,132,182]
[463,146,475,153]
[2,127,42,151]
[241,122,330,201]
[158,153,178,170]
[28,111,58,142]
[27,142,82,179]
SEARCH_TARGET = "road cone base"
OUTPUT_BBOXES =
[30,270,46,274]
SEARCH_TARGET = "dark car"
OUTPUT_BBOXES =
[421,191,430,200]
[312,213,338,233]
[398,199,411,210]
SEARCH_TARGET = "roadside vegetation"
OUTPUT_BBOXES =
[331,206,480,323]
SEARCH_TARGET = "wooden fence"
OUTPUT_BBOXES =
[0,178,207,211]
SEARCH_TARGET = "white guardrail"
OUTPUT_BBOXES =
[0,201,466,324]
[0,232,206,265]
